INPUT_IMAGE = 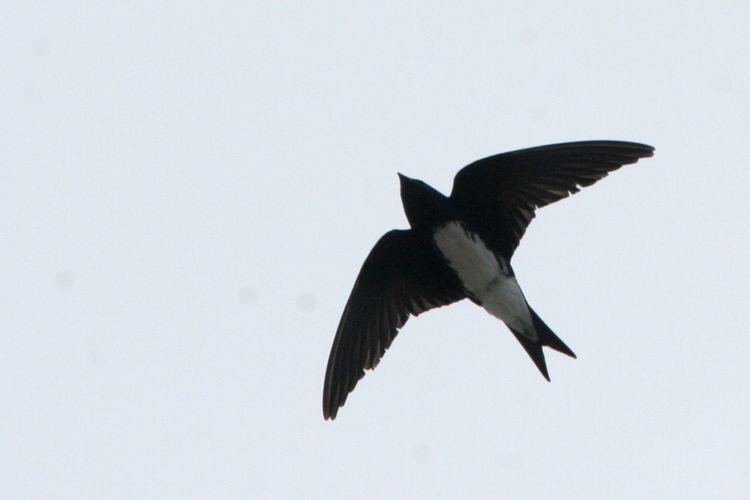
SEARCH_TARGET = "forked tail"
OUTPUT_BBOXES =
[509,305,576,380]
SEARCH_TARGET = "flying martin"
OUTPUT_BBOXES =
[323,140,654,419]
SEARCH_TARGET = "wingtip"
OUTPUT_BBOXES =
[638,143,655,157]
[322,382,338,421]
[323,403,337,421]
[622,141,655,157]
[323,389,343,420]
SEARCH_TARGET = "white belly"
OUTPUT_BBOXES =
[481,275,534,336]
[433,221,534,337]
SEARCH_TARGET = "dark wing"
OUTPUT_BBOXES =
[323,229,464,420]
[450,141,654,259]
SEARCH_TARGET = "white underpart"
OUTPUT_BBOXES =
[433,221,535,338]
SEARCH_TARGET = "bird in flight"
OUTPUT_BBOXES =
[323,140,654,420]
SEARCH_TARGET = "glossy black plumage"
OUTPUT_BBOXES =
[323,141,654,420]
[323,230,464,420]
[451,141,655,259]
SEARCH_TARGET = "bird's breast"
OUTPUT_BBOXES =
[432,221,504,295]
[432,221,532,334]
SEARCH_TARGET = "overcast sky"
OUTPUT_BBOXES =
[3,1,749,498]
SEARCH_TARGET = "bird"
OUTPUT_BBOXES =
[322,140,654,420]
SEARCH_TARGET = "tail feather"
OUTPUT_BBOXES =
[528,306,577,359]
[509,306,576,380]
[509,328,550,381]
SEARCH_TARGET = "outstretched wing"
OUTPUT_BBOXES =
[323,229,464,420]
[450,141,654,259]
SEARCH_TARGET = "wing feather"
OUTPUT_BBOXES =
[450,141,654,258]
[323,229,464,419]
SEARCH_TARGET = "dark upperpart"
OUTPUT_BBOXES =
[398,173,454,229]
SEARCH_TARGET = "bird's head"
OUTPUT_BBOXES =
[398,173,450,229]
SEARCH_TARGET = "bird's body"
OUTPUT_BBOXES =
[433,220,531,336]
[323,140,654,419]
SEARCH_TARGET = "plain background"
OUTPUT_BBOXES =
[3,1,749,498]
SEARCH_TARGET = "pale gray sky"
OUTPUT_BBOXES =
[2,1,749,498]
